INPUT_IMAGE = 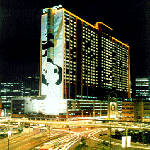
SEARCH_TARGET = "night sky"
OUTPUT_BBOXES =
[0,0,150,86]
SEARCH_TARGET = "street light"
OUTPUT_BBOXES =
[49,126,51,141]
[8,119,10,150]
[109,121,111,150]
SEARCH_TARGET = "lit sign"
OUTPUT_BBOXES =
[52,5,62,9]
[8,131,11,139]
[122,136,131,148]
[43,8,47,14]
[127,136,131,147]
[110,102,118,118]
[122,136,126,148]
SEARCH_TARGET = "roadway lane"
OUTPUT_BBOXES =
[0,130,41,150]
[38,131,81,150]
[0,129,68,150]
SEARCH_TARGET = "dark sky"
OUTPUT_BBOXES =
[0,0,150,84]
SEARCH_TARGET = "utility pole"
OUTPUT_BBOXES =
[100,100,101,119]
[126,126,128,149]
[8,119,10,150]
[49,126,51,141]
[109,122,111,150]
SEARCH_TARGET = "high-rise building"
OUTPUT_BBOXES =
[0,75,39,116]
[0,82,24,116]
[40,5,130,117]
[23,76,39,97]
[134,78,150,100]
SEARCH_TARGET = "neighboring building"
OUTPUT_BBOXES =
[135,78,150,100]
[134,98,143,122]
[11,96,46,118]
[122,100,135,121]
[143,101,150,122]
[0,98,2,116]
[23,76,39,97]
[133,98,150,122]
[40,5,130,118]
[24,95,46,114]
[0,75,40,116]
[67,99,108,118]
[11,98,25,118]
[121,77,150,122]
[67,98,122,119]
[0,82,24,116]
[121,98,150,122]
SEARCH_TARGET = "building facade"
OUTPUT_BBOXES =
[11,96,46,118]
[0,82,24,116]
[0,75,39,116]
[121,98,150,122]
[135,78,150,100]
[23,76,39,97]
[122,101,135,121]
[40,5,130,117]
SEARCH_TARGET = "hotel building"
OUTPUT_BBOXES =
[40,5,130,118]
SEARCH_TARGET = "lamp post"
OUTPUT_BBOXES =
[125,122,128,149]
[109,122,111,150]
[8,119,10,150]
[49,126,51,141]
[100,100,101,119]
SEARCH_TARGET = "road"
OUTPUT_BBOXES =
[1,118,150,149]
[39,128,150,150]
[81,128,150,150]
[0,127,150,150]
[0,129,68,150]
[38,131,81,150]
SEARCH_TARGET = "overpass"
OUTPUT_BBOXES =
[1,118,150,138]
[0,131,18,135]
[2,119,149,130]
[0,118,150,131]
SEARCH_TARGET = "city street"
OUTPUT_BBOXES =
[1,118,150,149]
[0,128,68,150]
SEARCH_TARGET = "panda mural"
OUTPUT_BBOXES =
[41,9,63,115]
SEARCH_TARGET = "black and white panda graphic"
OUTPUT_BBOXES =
[42,33,62,86]
[41,10,64,115]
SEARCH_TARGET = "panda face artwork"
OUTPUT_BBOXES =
[42,55,62,86]
[46,61,62,85]
[41,24,62,86]
[42,33,54,51]
[41,10,63,101]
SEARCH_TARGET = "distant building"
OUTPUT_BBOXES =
[0,75,39,116]
[11,98,25,118]
[24,95,46,115]
[0,82,24,116]
[122,100,135,121]
[0,98,2,116]
[121,98,150,122]
[23,76,39,97]
[67,98,122,119]
[11,95,46,118]
[135,78,150,100]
